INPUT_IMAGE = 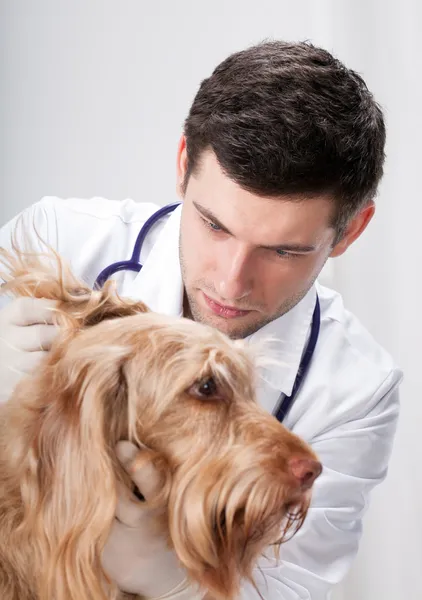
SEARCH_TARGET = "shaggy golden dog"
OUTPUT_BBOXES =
[0,245,321,600]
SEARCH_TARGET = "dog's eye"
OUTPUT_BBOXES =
[190,376,219,399]
[198,377,217,396]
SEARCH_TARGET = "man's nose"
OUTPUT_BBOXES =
[215,243,253,301]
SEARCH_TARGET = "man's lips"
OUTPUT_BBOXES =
[202,292,252,319]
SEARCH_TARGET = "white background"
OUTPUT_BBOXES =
[1,1,421,598]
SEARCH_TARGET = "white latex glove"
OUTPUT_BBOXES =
[102,441,206,600]
[0,297,58,404]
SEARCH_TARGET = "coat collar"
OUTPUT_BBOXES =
[121,204,316,397]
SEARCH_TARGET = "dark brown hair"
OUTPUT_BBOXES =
[184,40,386,238]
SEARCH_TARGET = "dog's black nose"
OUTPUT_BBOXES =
[289,457,322,490]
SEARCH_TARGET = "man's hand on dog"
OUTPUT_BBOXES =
[102,440,206,600]
[0,297,59,404]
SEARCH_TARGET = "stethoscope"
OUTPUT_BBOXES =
[94,203,320,423]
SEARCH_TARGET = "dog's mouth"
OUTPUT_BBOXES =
[277,497,309,543]
[211,493,309,549]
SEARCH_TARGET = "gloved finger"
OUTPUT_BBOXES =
[3,350,49,378]
[7,323,59,352]
[115,442,153,527]
[19,350,50,373]
[116,441,162,502]
[8,297,58,326]
[0,351,49,404]
[114,480,148,527]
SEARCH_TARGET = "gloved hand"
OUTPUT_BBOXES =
[0,297,59,404]
[102,441,206,600]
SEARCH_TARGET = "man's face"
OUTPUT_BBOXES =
[179,150,337,339]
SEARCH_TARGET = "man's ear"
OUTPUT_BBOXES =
[176,135,188,198]
[330,202,375,258]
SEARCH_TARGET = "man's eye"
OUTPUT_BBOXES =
[275,249,302,259]
[209,221,222,231]
[201,216,222,232]
[276,249,292,258]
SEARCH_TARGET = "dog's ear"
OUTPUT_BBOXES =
[0,242,148,331]
[1,238,95,301]
[0,242,149,330]
[10,332,136,600]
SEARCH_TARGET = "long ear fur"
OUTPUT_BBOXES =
[1,335,135,600]
[0,236,152,599]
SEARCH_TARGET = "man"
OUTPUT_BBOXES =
[0,41,402,599]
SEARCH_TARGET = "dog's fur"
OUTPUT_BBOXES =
[0,244,321,600]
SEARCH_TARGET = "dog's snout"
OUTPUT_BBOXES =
[289,457,322,490]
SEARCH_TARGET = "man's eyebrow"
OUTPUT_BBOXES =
[193,201,316,253]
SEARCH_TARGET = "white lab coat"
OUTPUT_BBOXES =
[0,196,402,600]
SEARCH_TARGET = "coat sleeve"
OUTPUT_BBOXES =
[0,197,60,249]
[239,371,401,599]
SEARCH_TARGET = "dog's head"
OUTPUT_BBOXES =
[1,246,321,600]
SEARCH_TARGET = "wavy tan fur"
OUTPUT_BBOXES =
[0,240,321,600]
